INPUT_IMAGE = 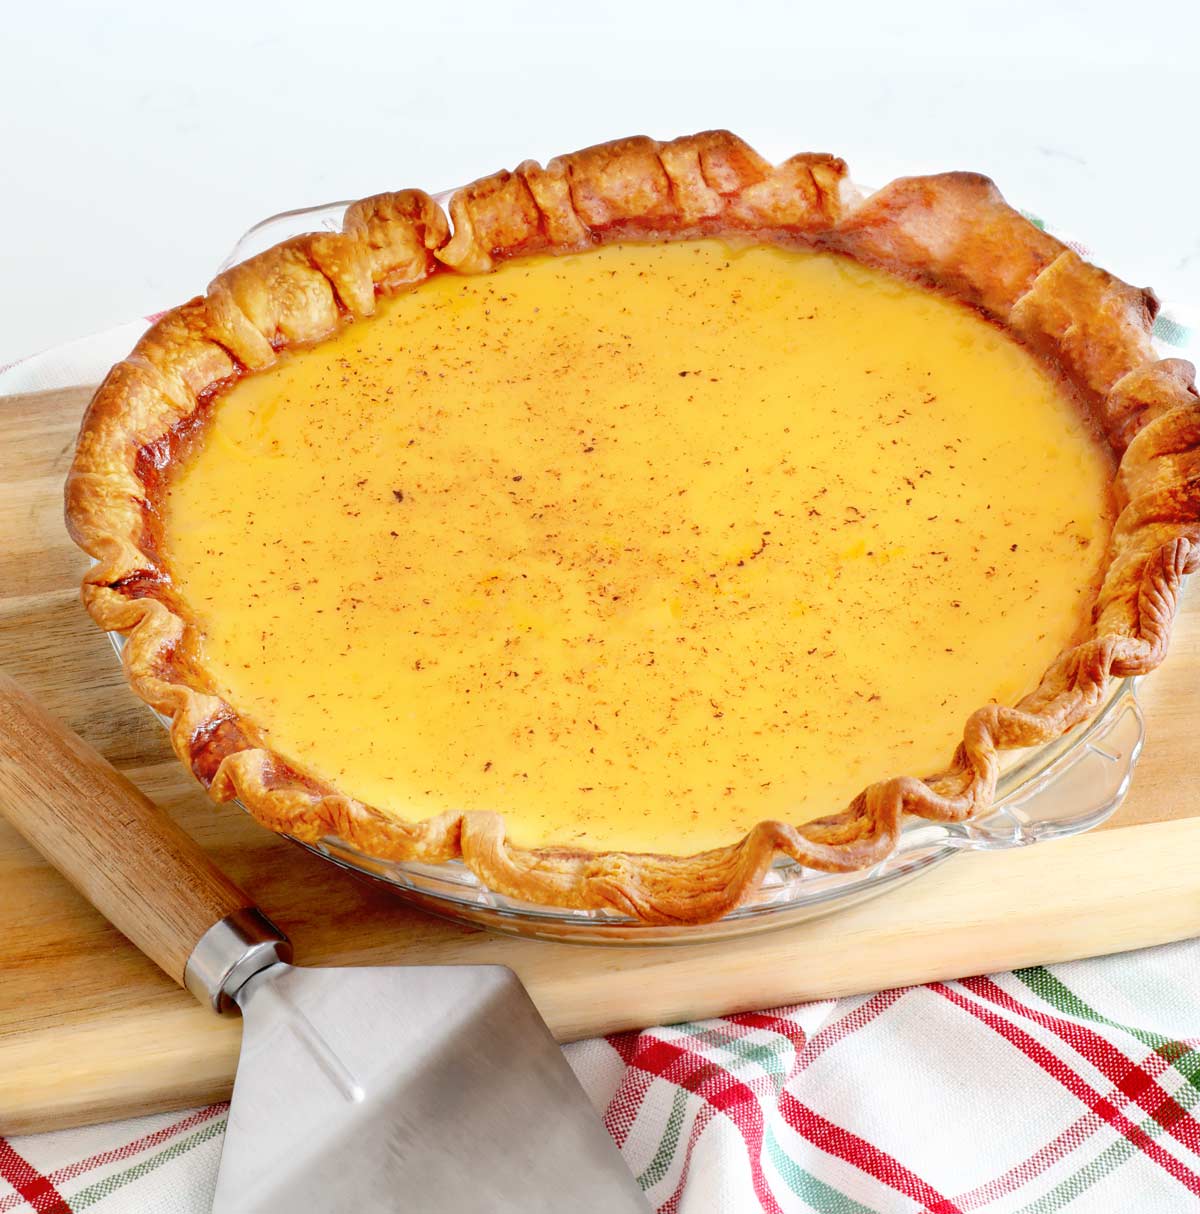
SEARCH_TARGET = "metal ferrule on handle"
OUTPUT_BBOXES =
[185,908,292,1013]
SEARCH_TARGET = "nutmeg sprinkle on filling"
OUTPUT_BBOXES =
[159,240,1114,852]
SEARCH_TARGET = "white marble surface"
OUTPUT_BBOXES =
[2,0,1197,366]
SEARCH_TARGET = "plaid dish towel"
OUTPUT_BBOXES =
[2,253,1196,1213]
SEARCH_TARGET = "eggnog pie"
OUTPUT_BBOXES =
[66,131,1199,923]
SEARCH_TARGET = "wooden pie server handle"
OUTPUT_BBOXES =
[0,671,287,1007]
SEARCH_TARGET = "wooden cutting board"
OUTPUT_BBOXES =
[1,384,1198,1136]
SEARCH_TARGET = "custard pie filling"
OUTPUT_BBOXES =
[160,240,1115,853]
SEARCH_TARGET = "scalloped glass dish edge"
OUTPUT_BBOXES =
[103,191,1149,945]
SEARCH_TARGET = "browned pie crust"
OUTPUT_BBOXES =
[65,131,1200,924]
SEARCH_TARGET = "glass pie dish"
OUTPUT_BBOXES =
[100,194,1147,945]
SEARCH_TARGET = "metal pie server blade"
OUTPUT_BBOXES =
[214,961,648,1213]
[0,675,648,1214]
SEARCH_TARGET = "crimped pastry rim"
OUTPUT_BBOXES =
[65,130,1200,925]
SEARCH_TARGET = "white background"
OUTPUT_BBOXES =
[1,0,1198,366]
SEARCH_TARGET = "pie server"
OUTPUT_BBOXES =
[0,674,648,1213]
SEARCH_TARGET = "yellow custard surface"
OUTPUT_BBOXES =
[161,240,1115,854]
